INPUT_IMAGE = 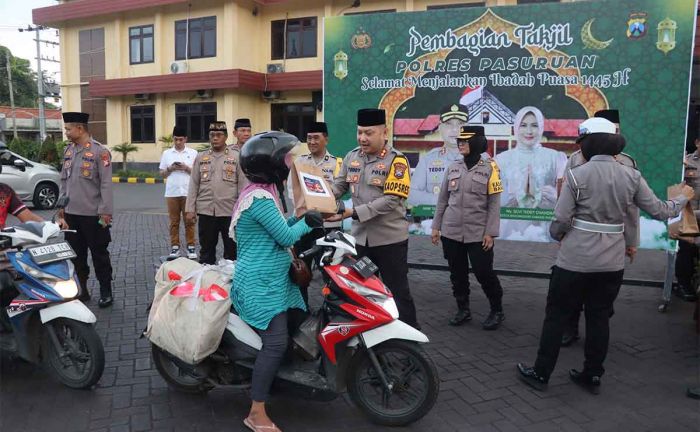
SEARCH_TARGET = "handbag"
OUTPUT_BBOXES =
[289,247,312,288]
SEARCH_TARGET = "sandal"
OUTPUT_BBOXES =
[243,417,281,432]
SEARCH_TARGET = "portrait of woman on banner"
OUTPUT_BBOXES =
[494,106,567,242]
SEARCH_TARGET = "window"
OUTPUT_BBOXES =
[271,17,317,60]
[345,9,396,15]
[427,3,485,10]
[129,25,154,64]
[79,28,107,143]
[271,103,315,141]
[130,105,155,143]
[175,16,216,60]
[175,103,217,142]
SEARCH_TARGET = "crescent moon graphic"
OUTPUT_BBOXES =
[581,18,614,50]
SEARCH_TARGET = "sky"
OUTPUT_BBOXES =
[0,0,62,91]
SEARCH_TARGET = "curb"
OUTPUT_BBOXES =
[111,177,164,184]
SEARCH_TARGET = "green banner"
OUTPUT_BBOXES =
[325,0,697,249]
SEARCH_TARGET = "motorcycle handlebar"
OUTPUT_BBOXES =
[298,245,322,259]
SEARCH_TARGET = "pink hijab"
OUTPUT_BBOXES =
[513,106,545,149]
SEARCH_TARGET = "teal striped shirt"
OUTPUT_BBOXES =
[232,197,311,330]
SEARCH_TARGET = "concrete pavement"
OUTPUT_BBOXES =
[1,184,698,432]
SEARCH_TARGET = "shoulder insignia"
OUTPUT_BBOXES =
[487,160,503,195]
[383,156,411,199]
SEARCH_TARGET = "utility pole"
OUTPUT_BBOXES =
[5,52,17,140]
[19,25,60,144]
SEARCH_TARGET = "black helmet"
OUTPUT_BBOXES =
[240,131,299,185]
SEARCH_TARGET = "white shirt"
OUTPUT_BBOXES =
[159,146,198,197]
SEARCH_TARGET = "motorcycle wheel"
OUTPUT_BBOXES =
[347,340,439,426]
[42,318,105,389]
[151,344,213,394]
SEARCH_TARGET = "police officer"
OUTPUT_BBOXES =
[331,108,418,328]
[674,137,700,302]
[517,117,693,394]
[186,121,240,264]
[408,104,468,207]
[293,122,342,302]
[561,109,641,346]
[431,126,505,329]
[59,112,114,307]
[233,118,252,190]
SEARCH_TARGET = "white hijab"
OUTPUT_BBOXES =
[513,106,545,150]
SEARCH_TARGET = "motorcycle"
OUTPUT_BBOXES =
[0,197,105,389]
[151,230,439,426]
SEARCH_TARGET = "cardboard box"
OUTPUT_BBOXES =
[668,184,700,237]
[290,159,338,217]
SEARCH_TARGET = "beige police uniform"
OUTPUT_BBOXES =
[60,139,114,298]
[332,145,417,327]
[186,146,240,263]
[684,151,700,209]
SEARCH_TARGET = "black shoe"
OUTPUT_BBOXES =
[673,284,698,302]
[516,363,548,391]
[98,296,113,308]
[569,369,601,395]
[449,308,472,326]
[482,311,505,330]
[561,331,580,347]
[77,290,91,302]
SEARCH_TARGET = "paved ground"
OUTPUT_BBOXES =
[1,184,698,432]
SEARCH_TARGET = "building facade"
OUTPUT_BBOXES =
[32,0,582,168]
[0,107,63,144]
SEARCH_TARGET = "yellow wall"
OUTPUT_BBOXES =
[56,0,574,164]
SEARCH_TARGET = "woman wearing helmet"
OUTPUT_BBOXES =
[229,131,322,432]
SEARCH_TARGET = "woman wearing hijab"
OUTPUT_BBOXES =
[431,126,505,330]
[230,131,323,432]
[494,107,567,242]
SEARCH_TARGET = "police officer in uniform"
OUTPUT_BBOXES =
[674,137,700,301]
[292,122,343,302]
[331,108,418,328]
[186,121,240,264]
[517,117,693,394]
[59,112,114,307]
[432,126,506,329]
[233,118,252,190]
[561,109,641,346]
[408,104,468,207]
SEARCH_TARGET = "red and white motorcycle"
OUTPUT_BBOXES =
[151,230,439,426]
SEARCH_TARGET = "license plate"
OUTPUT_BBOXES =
[28,242,77,265]
[352,256,378,279]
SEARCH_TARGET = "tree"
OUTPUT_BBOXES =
[0,46,39,108]
[112,142,139,172]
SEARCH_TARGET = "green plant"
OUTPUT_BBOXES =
[111,142,139,172]
[197,143,211,152]
[159,134,174,150]
[8,137,40,160]
[38,136,59,165]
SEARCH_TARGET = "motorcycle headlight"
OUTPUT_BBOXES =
[338,275,388,301]
[53,279,78,299]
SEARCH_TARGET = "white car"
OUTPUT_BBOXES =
[0,143,61,210]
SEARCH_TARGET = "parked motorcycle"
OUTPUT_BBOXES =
[0,197,105,389]
[152,230,439,426]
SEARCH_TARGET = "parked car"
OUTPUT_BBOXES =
[0,143,61,210]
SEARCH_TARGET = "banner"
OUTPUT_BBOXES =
[324,0,698,249]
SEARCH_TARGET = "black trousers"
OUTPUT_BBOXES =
[441,236,503,312]
[356,240,418,328]
[251,312,288,402]
[64,214,113,298]
[534,266,623,380]
[675,240,698,289]
[197,214,236,265]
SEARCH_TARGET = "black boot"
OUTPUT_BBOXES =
[673,284,698,302]
[482,310,505,330]
[561,328,580,347]
[569,369,601,395]
[516,363,548,391]
[77,278,90,302]
[449,308,472,326]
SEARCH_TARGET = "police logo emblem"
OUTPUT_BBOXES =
[350,160,361,167]
[627,12,647,39]
[393,162,407,179]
